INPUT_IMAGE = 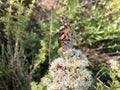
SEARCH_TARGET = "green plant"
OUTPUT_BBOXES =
[0,0,36,90]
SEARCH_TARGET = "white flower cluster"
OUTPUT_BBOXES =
[44,49,92,90]
[107,59,120,78]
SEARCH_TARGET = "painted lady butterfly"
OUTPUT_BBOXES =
[58,15,76,52]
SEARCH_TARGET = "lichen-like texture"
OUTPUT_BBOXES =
[44,49,92,90]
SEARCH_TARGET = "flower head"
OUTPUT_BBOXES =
[44,49,92,90]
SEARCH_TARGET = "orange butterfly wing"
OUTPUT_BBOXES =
[58,15,76,52]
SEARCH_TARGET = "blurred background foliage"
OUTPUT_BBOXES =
[0,0,120,90]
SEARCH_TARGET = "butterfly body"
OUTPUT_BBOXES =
[58,15,76,52]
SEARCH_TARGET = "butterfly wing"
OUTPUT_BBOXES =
[58,15,76,52]
[62,29,76,51]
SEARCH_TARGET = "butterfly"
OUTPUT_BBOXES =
[58,15,76,52]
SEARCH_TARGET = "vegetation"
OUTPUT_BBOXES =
[0,0,120,90]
